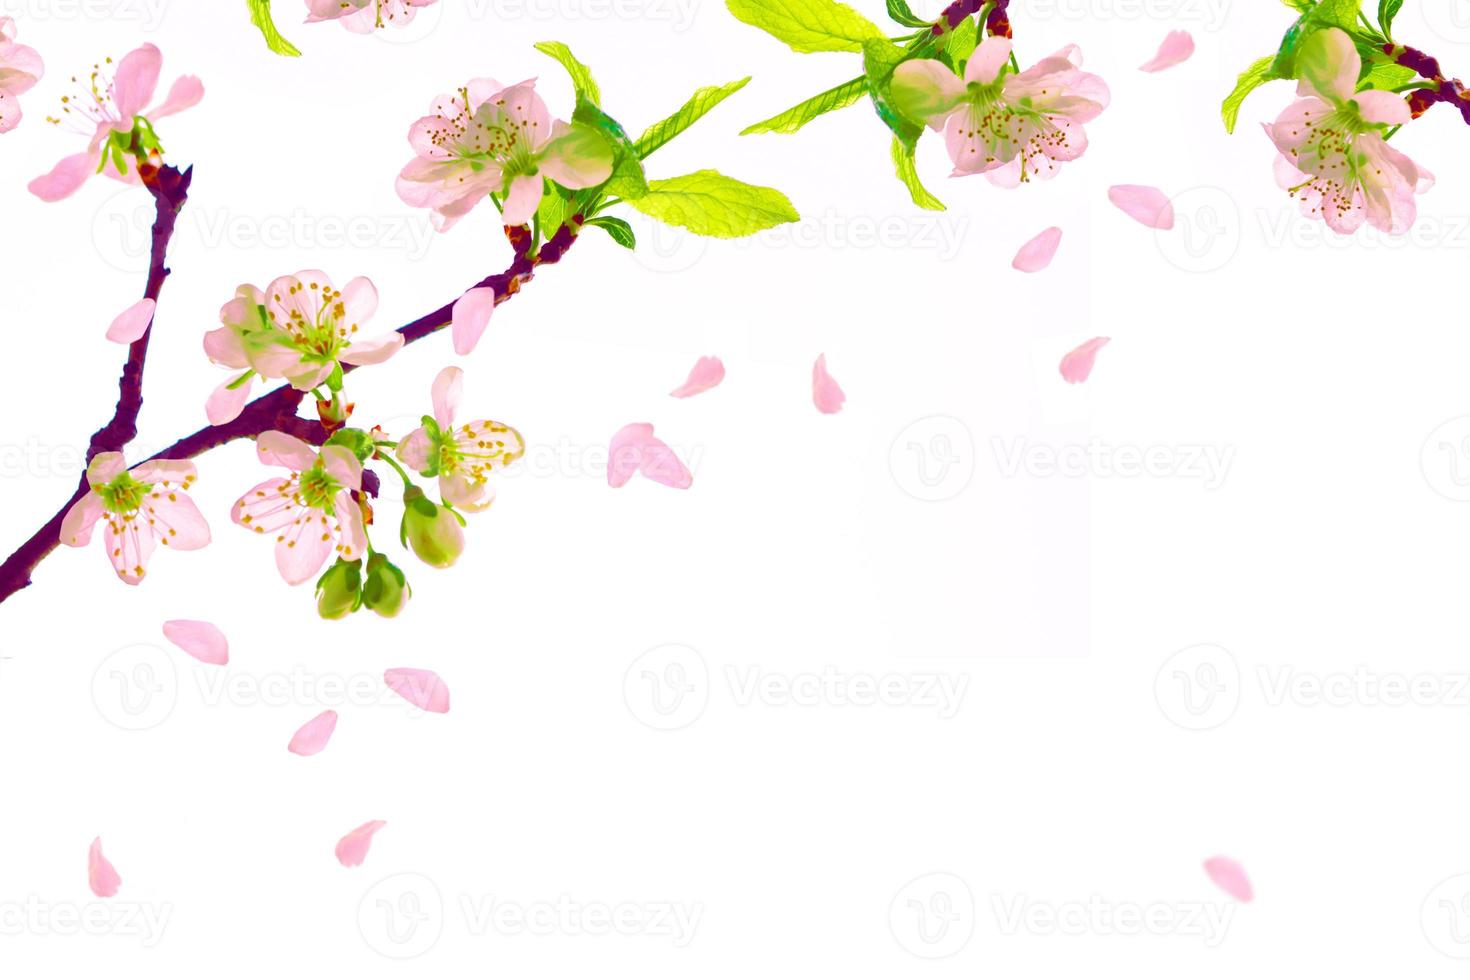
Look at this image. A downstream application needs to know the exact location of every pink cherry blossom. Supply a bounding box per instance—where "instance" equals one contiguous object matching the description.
[0,18,44,134]
[607,423,694,489]
[396,79,613,230]
[306,0,437,33]
[670,356,725,398]
[60,453,210,585]
[88,837,121,898]
[396,366,525,511]
[891,38,1109,185]
[1265,28,1431,235]
[203,272,403,422]
[29,43,202,202]
[231,431,368,585]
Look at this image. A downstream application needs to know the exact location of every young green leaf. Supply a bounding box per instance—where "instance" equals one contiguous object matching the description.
[1359,62,1415,91]
[535,41,602,105]
[587,216,637,248]
[885,0,931,28]
[740,76,869,135]
[890,136,944,211]
[940,15,978,72]
[246,0,301,57]
[573,100,648,199]
[635,78,752,159]
[1221,55,1279,134]
[537,187,573,236]
[1378,0,1403,34]
[1308,0,1364,31]
[627,170,799,238]
[726,0,886,53]
[863,39,923,145]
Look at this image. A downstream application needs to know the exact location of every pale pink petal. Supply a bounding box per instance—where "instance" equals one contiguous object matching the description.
[1139,30,1194,72]
[1203,856,1253,902]
[538,123,614,189]
[608,423,656,489]
[60,492,105,547]
[670,356,725,398]
[637,434,694,489]
[87,452,128,486]
[431,366,462,428]
[1108,185,1174,229]
[340,276,379,324]
[29,150,100,202]
[274,520,333,585]
[335,820,386,868]
[451,287,496,356]
[203,324,248,368]
[339,333,404,366]
[145,74,203,120]
[112,43,161,122]
[1059,336,1110,384]
[892,59,966,128]
[1353,89,1411,126]
[812,354,846,414]
[1298,26,1359,102]
[1012,227,1062,272]
[162,619,229,665]
[256,431,317,471]
[144,489,210,550]
[964,35,1013,84]
[88,838,121,898]
[333,489,367,563]
[206,376,253,425]
[501,173,542,227]
[397,428,432,472]
[104,514,157,584]
[319,445,363,490]
[384,668,451,713]
[106,298,155,344]
[288,709,339,756]
[440,471,492,511]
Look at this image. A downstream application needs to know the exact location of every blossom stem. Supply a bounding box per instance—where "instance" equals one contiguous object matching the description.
[373,449,416,490]
[1387,43,1470,125]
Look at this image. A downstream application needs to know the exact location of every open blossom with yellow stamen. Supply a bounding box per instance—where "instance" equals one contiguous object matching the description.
[202,271,404,423]
[60,453,210,584]
[396,366,525,512]
[305,0,438,33]
[0,18,44,135]
[231,431,368,585]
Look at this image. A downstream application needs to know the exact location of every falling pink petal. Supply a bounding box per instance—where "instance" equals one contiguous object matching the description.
[106,298,156,344]
[384,668,450,713]
[161,619,229,665]
[1012,227,1063,273]
[335,820,386,868]
[606,423,693,490]
[88,838,121,898]
[812,354,845,414]
[670,356,725,398]
[1059,337,1110,384]
[287,709,339,756]
[1108,185,1174,229]
[451,287,496,356]
[1140,30,1194,72]
[206,377,252,426]
[1203,856,1253,902]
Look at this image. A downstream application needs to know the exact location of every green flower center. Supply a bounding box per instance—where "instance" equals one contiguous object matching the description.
[299,462,341,514]
[97,472,152,515]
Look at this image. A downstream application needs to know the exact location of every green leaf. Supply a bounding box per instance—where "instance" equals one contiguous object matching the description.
[940,15,978,72]
[246,0,301,57]
[635,77,751,159]
[1270,18,1306,78]
[535,41,602,105]
[726,0,885,53]
[1378,0,1403,34]
[572,100,647,199]
[1359,62,1414,91]
[885,0,931,28]
[890,136,944,211]
[740,76,868,135]
[1221,55,1279,134]
[863,39,922,144]
[627,170,799,238]
[538,187,574,235]
[1307,0,1362,31]
[586,216,637,248]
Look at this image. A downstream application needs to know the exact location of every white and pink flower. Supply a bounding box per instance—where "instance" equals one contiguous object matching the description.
[29,42,202,202]
[203,272,403,423]
[0,18,44,134]
[396,366,524,511]
[60,453,210,584]
[891,37,1109,185]
[306,0,437,32]
[396,79,613,230]
[1265,28,1431,235]
[231,431,368,585]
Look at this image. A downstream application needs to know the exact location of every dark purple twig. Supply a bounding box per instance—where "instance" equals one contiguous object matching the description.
[1391,44,1470,125]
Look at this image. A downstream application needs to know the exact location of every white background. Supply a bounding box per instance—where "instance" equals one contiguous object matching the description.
[2,0,1470,974]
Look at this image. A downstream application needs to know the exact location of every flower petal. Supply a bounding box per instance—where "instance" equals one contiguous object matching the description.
[451,287,496,356]
[812,354,846,414]
[670,356,725,398]
[29,150,100,202]
[288,709,339,756]
[608,423,655,489]
[340,275,378,324]
[501,173,542,227]
[335,820,386,868]
[162,619,229,665]
[274,510,335,585]
[144,488,211,551]
[320,445,363,490]
[1139,30,1194,72]
[1012,226,1062,272]
[1108,184,1174,229]
[965,36,1013,84]
[1354,89,1411,126]
[88,838,121,898]
[206,376,253,425]
[397,428,432,472]
[538,123,614,190]
[60,492,105,548]
[256,431,317,471]
[112,43,162,122]
[339,332,403,366]
[892,59,966,127]
[1297,27,1359,103]
[637,433,694,489]
[104,513,157,584]
[146,74,203,120]
[384,668,450,713]
[1059,336,1110,384]
[106,298,155,344]
[87,452,128,487]
[431,366,462,428]
[1203,856,1253,902]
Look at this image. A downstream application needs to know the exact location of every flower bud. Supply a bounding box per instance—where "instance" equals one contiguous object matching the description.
[362,553,410,618]
[400,487,465,569]
[315,558,362,620]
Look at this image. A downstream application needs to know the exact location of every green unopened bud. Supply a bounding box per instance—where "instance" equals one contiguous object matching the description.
[400,487,465,569]
[315,558,363,620]
[362,552,410,618]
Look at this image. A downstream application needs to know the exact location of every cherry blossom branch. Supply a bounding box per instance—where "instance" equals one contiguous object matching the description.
[0,185,580,606]
[1390,44,1470,124]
